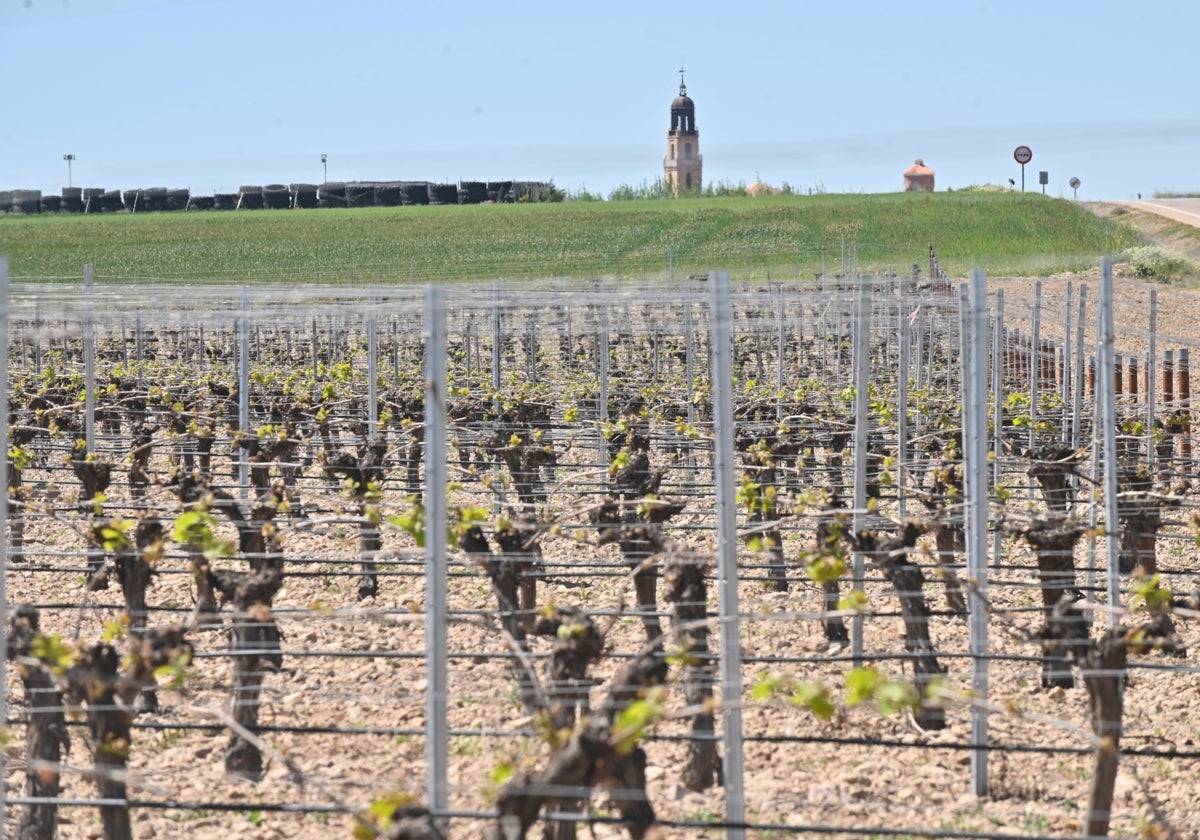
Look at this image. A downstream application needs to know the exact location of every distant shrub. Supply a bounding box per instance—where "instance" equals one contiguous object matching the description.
[608,179,672,201]
[1153,190,1200,198]
[703,179,748,197]
[959,183,1012,193]
[567,186,604,202]
[1121,245,1196,282]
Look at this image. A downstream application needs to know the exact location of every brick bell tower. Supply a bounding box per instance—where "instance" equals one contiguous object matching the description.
[663,68,702,195]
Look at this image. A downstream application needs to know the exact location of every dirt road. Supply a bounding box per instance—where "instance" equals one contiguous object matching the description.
[1126,198,1200,228]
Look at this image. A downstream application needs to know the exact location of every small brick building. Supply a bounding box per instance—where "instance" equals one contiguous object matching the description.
[903,158,935,192]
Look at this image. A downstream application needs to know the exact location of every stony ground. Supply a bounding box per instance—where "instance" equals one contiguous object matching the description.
[7,206,1200,839]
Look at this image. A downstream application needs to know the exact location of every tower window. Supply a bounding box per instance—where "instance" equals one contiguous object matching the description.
[671,143,676,160]
[685,143,692,160]
[686,173,692,188]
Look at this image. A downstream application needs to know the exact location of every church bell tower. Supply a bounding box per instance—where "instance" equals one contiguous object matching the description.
[663,68,702,195]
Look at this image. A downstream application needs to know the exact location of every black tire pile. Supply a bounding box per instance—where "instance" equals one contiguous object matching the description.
[0,179,554,213]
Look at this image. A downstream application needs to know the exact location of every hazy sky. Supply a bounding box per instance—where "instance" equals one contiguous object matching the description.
[3,0,1197,199]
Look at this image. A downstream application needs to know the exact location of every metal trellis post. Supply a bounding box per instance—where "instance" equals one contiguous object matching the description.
[424,285,449,816]
[238,287,250,499]
[0,256,10,826]
[991,290,1005,570]
[851,276,871,666]
[897,277,911,518]
[367,290,378,441]
[709,270,746,839]
[83,265,96,453]
[964,269,991,796]
[1097,259,1122,626]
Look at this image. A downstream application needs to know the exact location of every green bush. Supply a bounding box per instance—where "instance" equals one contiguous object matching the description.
[958,183,1013,193]
[1121,245,1196,281]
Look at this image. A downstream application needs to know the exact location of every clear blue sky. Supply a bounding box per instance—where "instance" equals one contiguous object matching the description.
[3,0,1197,200]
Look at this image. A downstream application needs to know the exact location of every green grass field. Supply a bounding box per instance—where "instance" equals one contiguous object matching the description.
[0,191,1140,284]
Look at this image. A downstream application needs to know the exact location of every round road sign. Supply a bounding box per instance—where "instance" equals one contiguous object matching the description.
[1069,177,1081,189]
[1014,145,1033,165]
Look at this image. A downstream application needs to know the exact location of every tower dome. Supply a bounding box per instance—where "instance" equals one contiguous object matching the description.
[670,74,696,133]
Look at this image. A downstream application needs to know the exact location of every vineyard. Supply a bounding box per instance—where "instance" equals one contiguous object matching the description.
[4,263,1200,839]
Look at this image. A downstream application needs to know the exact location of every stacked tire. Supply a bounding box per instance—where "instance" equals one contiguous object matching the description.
[318,182,346,208]
[237,186,264,210]
[263,184,291,209]
[291,183,318,209]
[62,187,83,213]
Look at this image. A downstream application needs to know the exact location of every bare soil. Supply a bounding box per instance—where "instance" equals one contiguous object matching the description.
[8,208,1200,840]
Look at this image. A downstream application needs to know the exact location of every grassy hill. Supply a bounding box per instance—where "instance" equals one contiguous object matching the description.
[0,191,1142,284]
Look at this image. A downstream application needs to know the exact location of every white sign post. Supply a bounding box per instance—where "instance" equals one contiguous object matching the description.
[1013,146,1033,192]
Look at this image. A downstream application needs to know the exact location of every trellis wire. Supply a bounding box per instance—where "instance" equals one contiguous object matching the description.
[3,270,1200,837]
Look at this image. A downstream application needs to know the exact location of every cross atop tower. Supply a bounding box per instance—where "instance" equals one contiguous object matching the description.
[679,66,687,96]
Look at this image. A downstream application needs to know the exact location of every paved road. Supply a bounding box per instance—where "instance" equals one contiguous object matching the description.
[1128,198,1200,228]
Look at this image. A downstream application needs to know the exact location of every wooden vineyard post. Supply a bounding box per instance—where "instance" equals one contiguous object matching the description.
[1179,348,1191,463]
[1162,349,1175,468]
[1147,290,1159,467]
[1163,349,1175,412]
